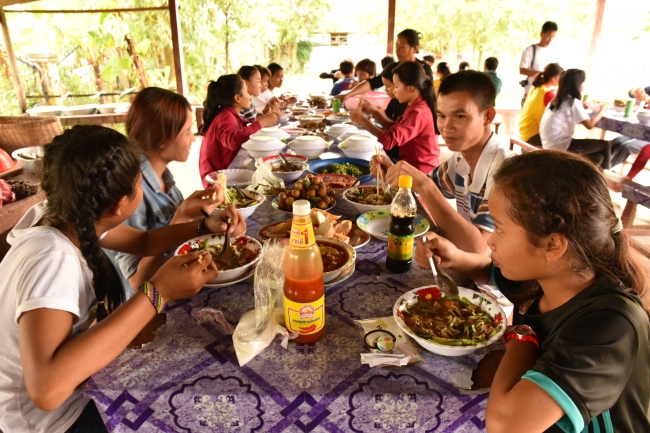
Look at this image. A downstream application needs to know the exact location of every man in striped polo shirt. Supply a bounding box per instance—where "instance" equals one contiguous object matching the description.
[372,70,511,254]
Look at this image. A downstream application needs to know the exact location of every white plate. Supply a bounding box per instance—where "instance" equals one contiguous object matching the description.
[204,169,254,187]
[325,264,355,287]
[356,211,430,241]
[203,266,256,288]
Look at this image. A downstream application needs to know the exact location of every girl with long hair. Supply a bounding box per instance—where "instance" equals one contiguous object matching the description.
[519,63,564,145]
[351,61,440,174]
[539,69,612,168]
[237,65,280,121]
[433,62,451,93]
[416,150,649,433]
[0,125,245,433]
[199,74,279,182]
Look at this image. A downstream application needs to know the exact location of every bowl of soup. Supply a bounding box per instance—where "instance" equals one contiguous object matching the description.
[316,236,356,283]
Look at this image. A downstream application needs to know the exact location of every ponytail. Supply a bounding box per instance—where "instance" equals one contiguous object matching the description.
[42,126,141,320]
[532,72,545,88]
[534,63,564,89]
[393,61,440,135]
[200,75,244,135]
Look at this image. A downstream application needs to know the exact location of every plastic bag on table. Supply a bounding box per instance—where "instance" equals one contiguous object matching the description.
[233,239,295,366]
[247,158,285,195]
[191,308,235,335]
[355,316,422,367]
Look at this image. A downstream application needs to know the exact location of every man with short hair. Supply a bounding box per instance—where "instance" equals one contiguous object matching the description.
[458,61,470,71]
[519,21,558,102]
[371,71,512,254]
[483,57,502,95]
[423,54,435,67]
[330,60,355,96]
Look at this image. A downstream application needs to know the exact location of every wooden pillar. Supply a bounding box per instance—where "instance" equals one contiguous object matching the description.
[168,0,187,95]
[386,0,395,55]
[0,7,27,113]
[586,0,606,73]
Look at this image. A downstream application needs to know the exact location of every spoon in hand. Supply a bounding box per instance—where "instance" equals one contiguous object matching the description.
[421,235,459,296]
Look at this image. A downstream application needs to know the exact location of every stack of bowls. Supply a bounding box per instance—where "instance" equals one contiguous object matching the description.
[636,110,650,125]
[324,123,355,143]
[337,129,373,142]
[338,135,380,161]
[241,136,285,158]
[251,127,291,142]
[287,135,330,159]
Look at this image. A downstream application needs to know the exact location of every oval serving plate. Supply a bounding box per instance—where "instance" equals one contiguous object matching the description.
[356,210,430,242]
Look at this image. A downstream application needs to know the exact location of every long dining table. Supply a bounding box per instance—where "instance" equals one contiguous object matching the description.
[84,144,499,433]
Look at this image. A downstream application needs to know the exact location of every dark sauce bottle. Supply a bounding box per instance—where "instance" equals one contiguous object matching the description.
[386,175,417,273]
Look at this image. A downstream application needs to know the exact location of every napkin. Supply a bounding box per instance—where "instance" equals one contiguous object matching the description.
[355,316,422,367]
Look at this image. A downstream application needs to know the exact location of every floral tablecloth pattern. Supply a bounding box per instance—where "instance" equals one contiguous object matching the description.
[596,113,650,142]
[85,147,493,432]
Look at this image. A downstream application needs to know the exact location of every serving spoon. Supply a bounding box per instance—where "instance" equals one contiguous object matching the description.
[421,235,459,296]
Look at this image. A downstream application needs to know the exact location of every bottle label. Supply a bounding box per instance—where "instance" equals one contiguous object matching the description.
[387,233,414,261]
[289,220,315,248]
[284,295,325,335]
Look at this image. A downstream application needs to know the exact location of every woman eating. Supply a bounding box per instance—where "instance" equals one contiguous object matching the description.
[350,61,440,174]
[519,63,564,145]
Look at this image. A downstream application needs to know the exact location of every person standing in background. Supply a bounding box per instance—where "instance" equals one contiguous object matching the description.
[483,57,502,95]
[519,21,558,104]
[423,54,435,67]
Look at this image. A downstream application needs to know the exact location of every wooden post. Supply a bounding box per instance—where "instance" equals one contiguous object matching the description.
[586,0,606,73]
[386,0,395,55]
[168,0,187,95]
[0,7,27,113]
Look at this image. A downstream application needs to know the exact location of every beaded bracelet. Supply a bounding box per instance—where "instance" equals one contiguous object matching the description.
[139,281,165,313]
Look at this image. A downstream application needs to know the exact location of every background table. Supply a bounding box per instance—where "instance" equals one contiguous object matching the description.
[85,146,495,433]
[596,112,650,141]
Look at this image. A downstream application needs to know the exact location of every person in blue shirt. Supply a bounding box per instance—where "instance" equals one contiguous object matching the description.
[330,60,355,96]
[106,87,231,297]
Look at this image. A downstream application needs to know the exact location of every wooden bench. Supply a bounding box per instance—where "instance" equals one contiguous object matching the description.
[508,137,541,153]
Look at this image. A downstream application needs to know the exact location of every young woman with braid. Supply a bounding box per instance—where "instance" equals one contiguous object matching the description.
[0,126,245,433]
[198,74,280,184]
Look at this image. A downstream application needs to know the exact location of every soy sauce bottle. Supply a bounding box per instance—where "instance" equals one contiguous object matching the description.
[386,175,417,273]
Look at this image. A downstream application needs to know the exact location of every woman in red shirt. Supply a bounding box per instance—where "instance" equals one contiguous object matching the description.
[199,74,279,185]
[351,61,440,174]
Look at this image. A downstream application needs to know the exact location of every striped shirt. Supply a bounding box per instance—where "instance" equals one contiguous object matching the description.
[430,133,511,232]
[240,102,257,122]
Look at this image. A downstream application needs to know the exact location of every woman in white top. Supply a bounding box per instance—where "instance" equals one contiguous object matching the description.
[0,125,245,433]
[539,69,612,169]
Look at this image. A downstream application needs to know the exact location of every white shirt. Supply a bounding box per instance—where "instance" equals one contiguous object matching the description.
[519,44,556,94]
[251,95,267,113]
[258,89,274,104]
[540,97,590,151]
[0,202,95,433]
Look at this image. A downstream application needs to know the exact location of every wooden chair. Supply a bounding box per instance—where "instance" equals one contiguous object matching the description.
[508,137,541,153]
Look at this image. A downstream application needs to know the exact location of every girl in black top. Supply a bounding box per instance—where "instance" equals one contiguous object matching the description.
[416,150,649,433]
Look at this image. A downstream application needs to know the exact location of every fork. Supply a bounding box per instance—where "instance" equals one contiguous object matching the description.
[215,217,232,268]
[422,235,459,296]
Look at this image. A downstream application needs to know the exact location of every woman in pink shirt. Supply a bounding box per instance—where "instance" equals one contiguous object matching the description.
[351,61,440,174]
[199,74,279,185]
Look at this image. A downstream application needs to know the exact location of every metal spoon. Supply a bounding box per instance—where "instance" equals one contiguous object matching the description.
[278,153,296,171]
[215,217,232,268]
[421,235,459,296]
[234,184,257,200]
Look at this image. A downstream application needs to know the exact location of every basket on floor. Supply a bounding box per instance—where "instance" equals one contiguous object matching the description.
[0,116,63,154]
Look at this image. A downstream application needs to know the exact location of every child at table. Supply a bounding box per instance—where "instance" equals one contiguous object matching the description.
[415,150,649,433]
[519,62,564,145]
[350,58,376,90]
[540,69,612,169]
[351,61,440,174]
[330,60,355,96]
[252,65,273,113]
[371,70,511,255]
[199,74,279,183]
[238,65,280,121]
[0,125,246,433]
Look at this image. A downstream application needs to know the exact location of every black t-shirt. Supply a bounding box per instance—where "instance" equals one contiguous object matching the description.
[384,98,408,162]
[494,268,650,433]
[369,59,434,90]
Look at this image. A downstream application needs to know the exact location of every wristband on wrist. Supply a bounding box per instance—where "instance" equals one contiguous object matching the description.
[198,217,210,236]
[139,281,165,313]
[504,324,540,348]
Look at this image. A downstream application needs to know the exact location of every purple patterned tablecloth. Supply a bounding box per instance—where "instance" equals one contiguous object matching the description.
[622,183,650,208]
[85,147,494,432]
[596,113,650,141]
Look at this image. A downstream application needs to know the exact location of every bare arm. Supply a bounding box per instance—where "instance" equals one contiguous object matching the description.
[349,110,383,138]
[415,233,492,281]
[335,80,370,102]
[580,103,611,129]
[361,101,395,129]
[519,68,540,77]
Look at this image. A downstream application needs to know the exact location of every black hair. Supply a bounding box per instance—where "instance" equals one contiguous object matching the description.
[436,62,451,78]
[532,63,564,88]
[423,54,435,64]
[484,57,498,71]
[549,68,584,111]
[493,150,648,314]
[458,61,470,71]
[355,59,376,77]
[381,55,395,69]
[397,29,421,51]
[42,126,141,320]
[339,60,354,75]
[380,61,400,81]
[200,74,245,135]
[268,63,283,76]
[238,65,259,82]
[438,70,496,112]
[254,64,271,79]
[393,61,439,135]
[542,21,558,33]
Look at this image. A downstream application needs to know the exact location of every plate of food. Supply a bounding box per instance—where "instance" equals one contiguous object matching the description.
[343,186,392,214]
[316,236,356,284]
[257,208,371,249]
[175,235,262,284]
[265,159,308,183]
[315,173,359,196]
[204,169,254,187]
[295,115,327,130]
[356,210,430,241]
[394,286,506,356]
[211,187,264,219]
[309,158,373,183]
[613,99,627,113]
[272,174,336,213]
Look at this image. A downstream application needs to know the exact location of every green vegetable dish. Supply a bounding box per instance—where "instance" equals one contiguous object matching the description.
[218,188,261,209]
[317,162,369,177]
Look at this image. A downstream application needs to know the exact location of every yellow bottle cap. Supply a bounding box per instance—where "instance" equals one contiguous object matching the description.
[398,175,412,189]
